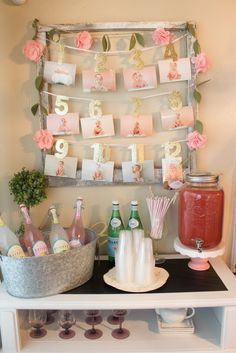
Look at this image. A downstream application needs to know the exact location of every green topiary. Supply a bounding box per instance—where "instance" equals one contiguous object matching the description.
[9,167,48,209]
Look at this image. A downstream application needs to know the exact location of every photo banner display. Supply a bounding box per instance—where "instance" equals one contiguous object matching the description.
[35,21,197,187]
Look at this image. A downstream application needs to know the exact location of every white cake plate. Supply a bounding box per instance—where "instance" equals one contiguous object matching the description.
[174,237,225,271]
[103,267,169,293]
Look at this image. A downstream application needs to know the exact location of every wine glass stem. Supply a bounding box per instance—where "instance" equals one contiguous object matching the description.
[35,327,42,336]
[91,316,95,332]
[118,317,123,333]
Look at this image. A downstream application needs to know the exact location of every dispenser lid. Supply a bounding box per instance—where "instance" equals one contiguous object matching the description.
[186,172,219,183]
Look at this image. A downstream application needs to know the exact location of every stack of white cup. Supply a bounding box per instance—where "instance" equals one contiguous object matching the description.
[115,230,156,286]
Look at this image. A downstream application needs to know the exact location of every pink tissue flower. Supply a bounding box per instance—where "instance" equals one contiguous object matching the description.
[187,130,207,150]
[34,129,54,150]
[152,28,171,46]
[74,31,93,49]
[192,53,210,74]
[22,40,44,62]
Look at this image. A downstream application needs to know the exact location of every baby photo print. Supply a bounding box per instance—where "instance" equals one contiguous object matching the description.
[120,115,153,137]
[82,70,116,92]
[43,61,76,86]
[123,66,157,91]
[158,58,191,83]
[80,115,115,139]
[46,113,80,135]
[161,106,194,130]
[44,155,77,179]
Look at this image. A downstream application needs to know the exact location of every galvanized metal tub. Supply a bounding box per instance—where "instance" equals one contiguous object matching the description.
[0,229,97,298]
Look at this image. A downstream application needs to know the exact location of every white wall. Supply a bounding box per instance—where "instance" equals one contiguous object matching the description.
[0,0,236,263]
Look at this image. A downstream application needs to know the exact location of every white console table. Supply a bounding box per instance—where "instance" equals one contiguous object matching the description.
[0,257,236,353]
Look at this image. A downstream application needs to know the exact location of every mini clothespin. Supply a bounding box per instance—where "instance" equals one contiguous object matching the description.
[89,100,102,119]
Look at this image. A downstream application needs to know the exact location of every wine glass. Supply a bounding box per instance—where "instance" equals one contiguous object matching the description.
[84,310,103,339]
[111,309,130,339]
[29,310,47,339]
[107,310,124,325]
[58,310,76,339]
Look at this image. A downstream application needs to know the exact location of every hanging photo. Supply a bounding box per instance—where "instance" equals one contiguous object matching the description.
[46,113,80,135]
[44,155,77,179]
[122,160,155,183]
[80,115,115,139]
[120,115,153,137]
[43,61,76,86]
[81,159,114,182]
[123,66,157,91]
[158,58,191,83]
[162,158,183,189]
[82,69,116,92]
[161,106,194,130]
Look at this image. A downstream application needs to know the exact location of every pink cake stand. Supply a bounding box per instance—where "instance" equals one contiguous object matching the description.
[174,238,225,271]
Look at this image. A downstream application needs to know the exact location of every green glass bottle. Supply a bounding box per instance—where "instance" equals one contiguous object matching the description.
[127,200,143,230]
[107,201,124,262]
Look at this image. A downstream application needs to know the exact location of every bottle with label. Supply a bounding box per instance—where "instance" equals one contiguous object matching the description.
[0,215,25,257]
[48,206,70,254]
[20,204,49,257]
[67,197,88,248]
[107,201,125,262]
[127,200,143,231]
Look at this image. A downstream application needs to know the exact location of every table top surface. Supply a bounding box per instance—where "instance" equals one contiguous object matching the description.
[0,257,236,310]
[65,258,227,295]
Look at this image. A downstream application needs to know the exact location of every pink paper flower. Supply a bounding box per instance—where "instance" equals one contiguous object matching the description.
[22,40,44,62]
[187,130,207,150]
[74,31,93,49]
[34,129,54,150]
[192,53,210,74]
[152,28,171,46]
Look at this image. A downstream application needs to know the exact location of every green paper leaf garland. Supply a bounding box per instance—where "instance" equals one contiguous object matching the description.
[129,33,136,50]
[32,18,39,40]
[102,34,111,52]
[193,89,202,103]
[35,76,44,92]
[195,120,204,134]
[31,103,39,116]
[186,22,196,38]
[129,33,145,50]
[197,79,211,88]
[135,33,145,47]
[193,40,201,55]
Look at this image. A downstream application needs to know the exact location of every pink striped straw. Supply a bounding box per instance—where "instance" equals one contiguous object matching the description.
[146,193,177,239]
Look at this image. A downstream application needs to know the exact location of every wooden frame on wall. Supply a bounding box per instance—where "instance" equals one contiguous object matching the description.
[35,21,197,187]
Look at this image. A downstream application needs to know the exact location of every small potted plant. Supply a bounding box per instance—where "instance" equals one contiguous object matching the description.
[9,167,47,234]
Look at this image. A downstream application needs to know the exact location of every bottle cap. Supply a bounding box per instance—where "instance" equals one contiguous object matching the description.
[112,200,119,205]
[131,200,138,206]
[76,197,83,201]
[19,204,26,208]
